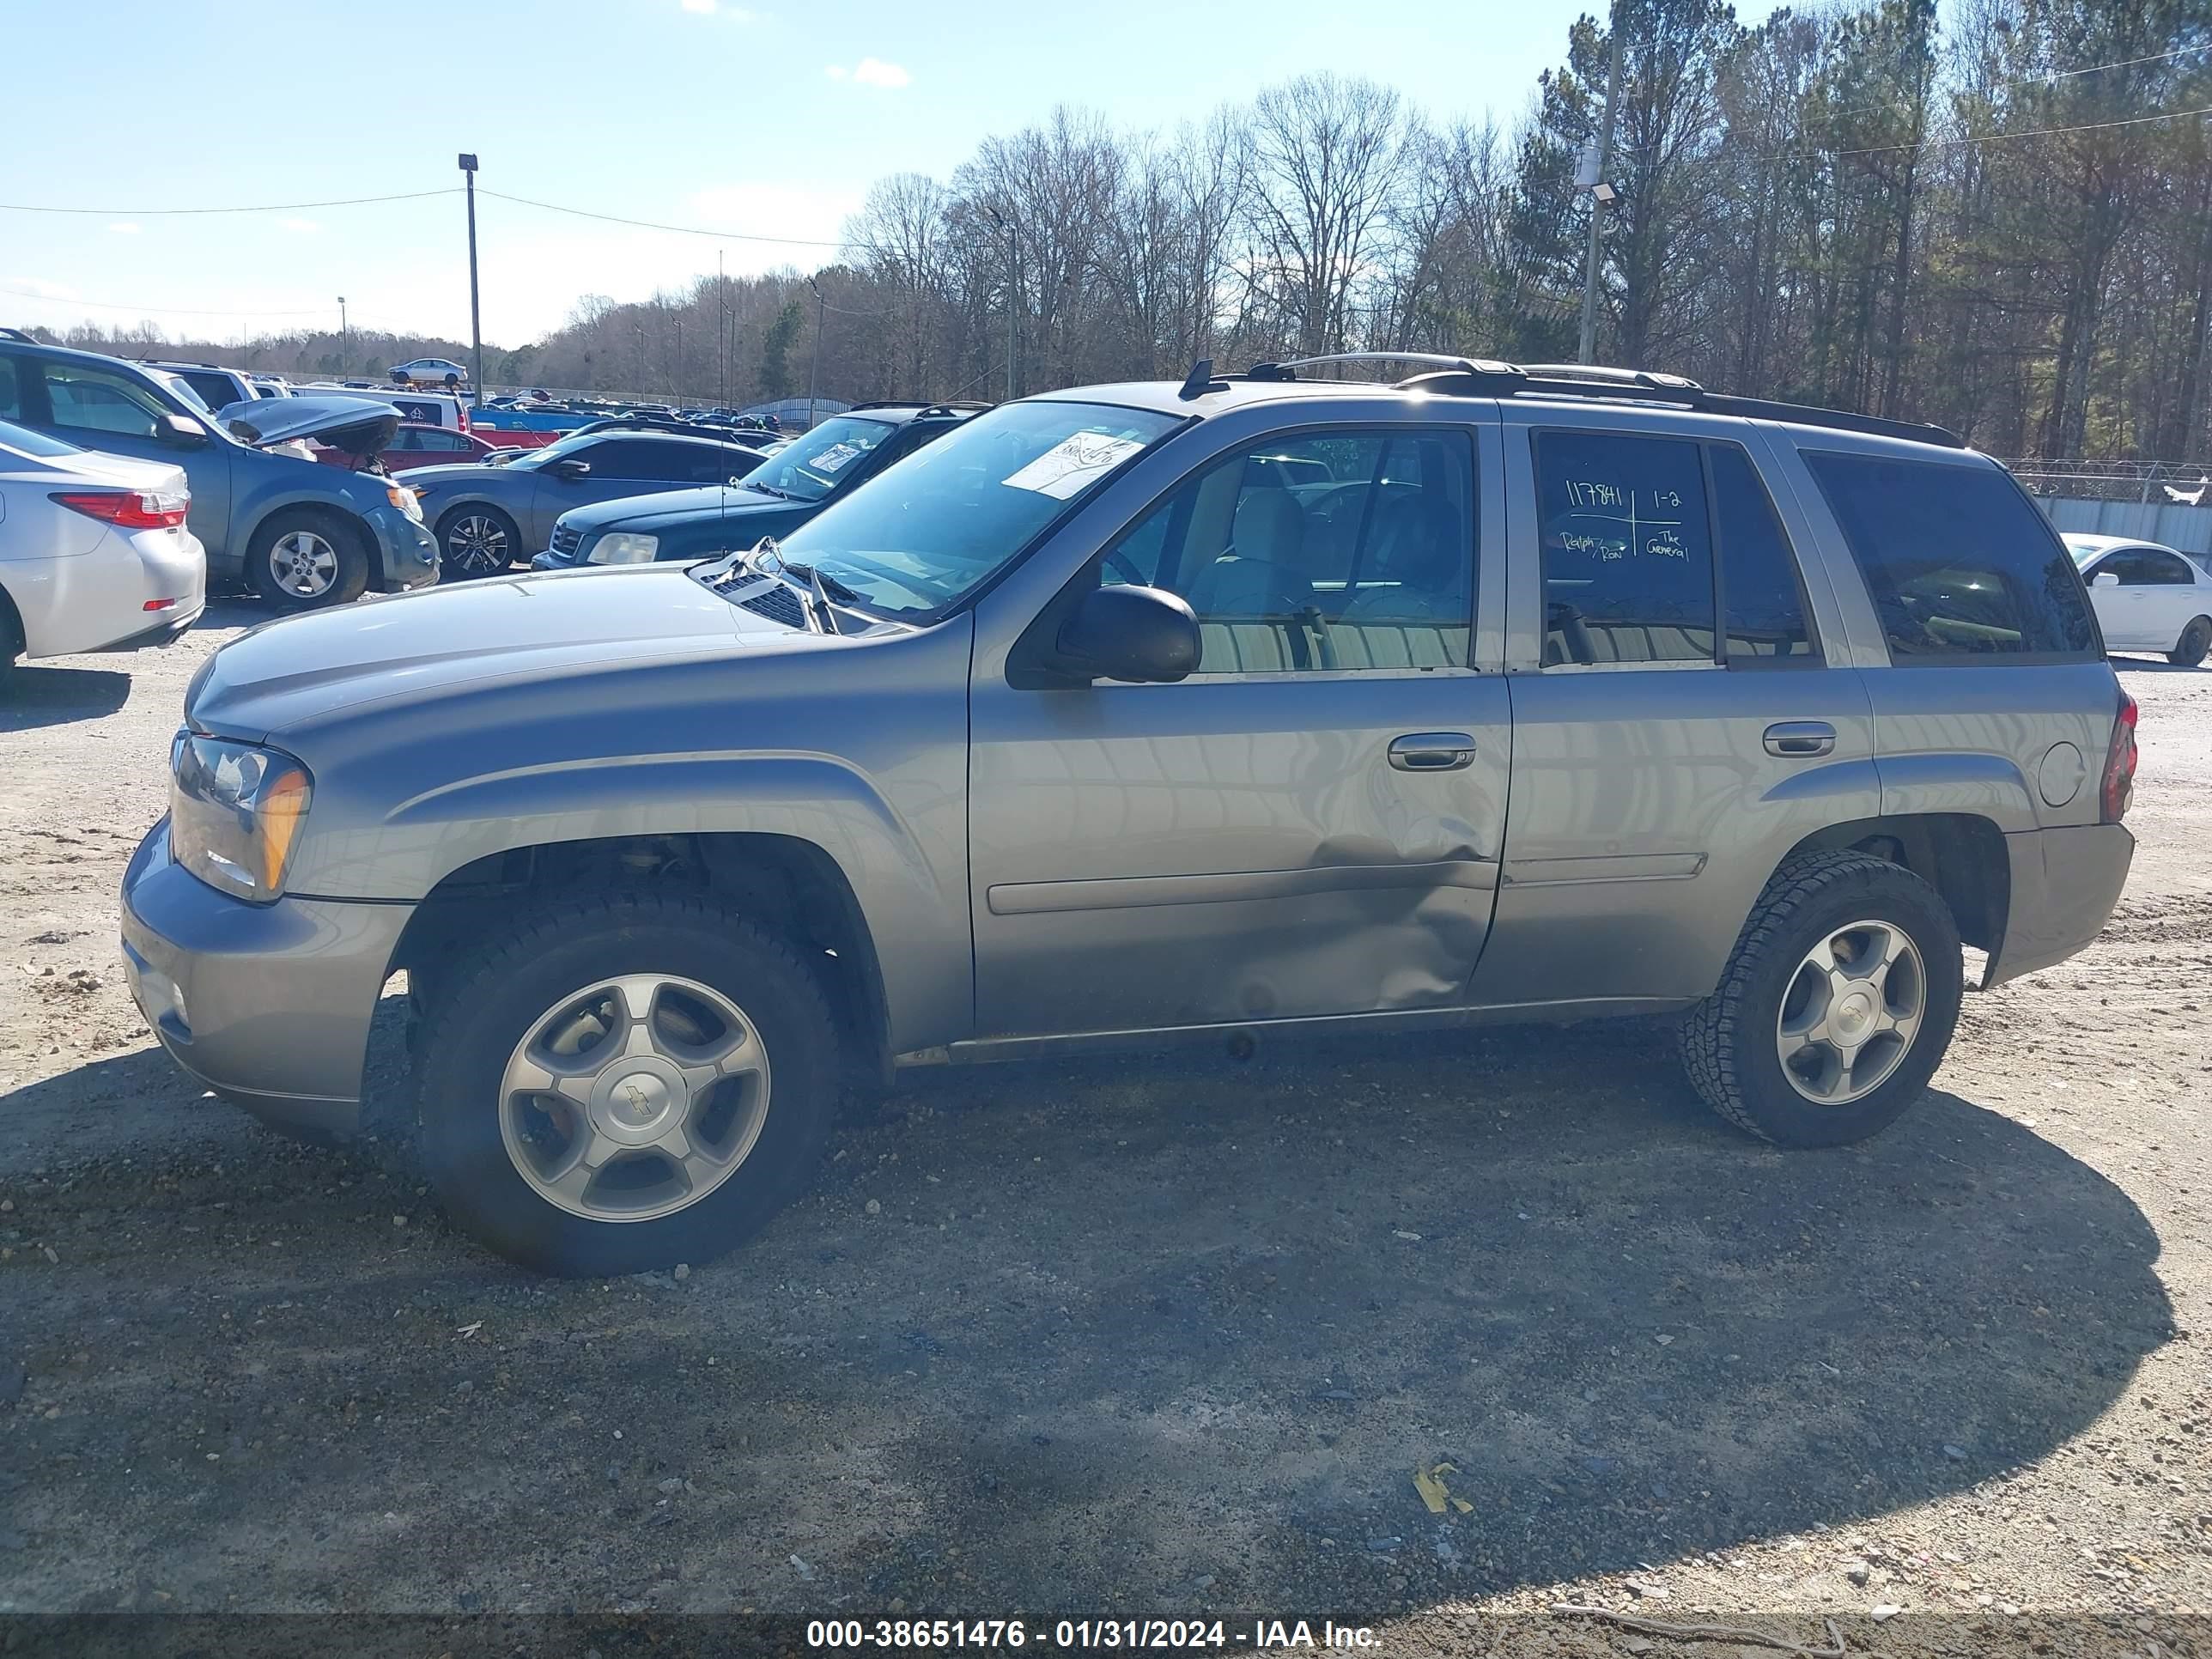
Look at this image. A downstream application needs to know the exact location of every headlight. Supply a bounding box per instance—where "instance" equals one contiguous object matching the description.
[387,483,422,522]
[588,532,659,565]
[169,735,313,904]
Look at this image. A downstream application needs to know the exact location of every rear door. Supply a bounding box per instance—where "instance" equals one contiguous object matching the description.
[968,413,1513,1038]
[1474,405,1881,1009]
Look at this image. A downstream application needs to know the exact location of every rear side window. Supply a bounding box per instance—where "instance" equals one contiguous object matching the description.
[0,356,21,422]
[1805,453,2095,659]
[1538,431,1717,665]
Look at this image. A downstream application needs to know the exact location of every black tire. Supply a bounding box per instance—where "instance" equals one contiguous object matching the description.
[413,891,840,1276]
[246,508,370,611]
[2169,616,2211,668]
[434,504,522,580]
[1679,850,1962,1148]
[444,374,461,388]
[0,588,21,683]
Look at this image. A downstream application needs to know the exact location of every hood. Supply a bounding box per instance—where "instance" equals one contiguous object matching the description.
[562,483,793,534]
[188,564,839,740]
[219,395,399,453]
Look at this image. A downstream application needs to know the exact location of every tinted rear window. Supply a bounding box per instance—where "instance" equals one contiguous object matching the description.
[1804,453,2095,659]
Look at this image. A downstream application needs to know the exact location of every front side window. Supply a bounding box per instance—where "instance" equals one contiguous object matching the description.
[1538,431,1716,665]
[1805,453,2095,659]
[44,362,168,438]
[774,400,1179,618]
[0,356,23,422]
[1093,429,1477,674]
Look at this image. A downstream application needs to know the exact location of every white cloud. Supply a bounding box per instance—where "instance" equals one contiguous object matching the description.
[680,0,714,11]
[108,222,141,235]
[826,57,910,88]
[4,276,77,299]
[679,0,759,17]
[279,217,319,234]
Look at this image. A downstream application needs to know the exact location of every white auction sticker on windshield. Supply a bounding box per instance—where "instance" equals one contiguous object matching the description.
[809,443,860,474]
[1002,433,1146,500]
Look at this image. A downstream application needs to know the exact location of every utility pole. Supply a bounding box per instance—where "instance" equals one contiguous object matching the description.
[806,276,825,432]
[673,317,683,403]
[459,153,484,402]
[1577,7,1626,367]
[984,206,1017,399]
[337,295,348,373]
[717,249,726,409]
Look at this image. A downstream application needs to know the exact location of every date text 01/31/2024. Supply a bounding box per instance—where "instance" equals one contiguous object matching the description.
[806,1620,1381,1650]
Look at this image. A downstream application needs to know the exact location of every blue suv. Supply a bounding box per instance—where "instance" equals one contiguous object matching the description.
[532,403,983,570]
[0,332,437,608]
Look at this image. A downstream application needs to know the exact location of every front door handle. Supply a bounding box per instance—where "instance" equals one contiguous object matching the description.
[1764,720,1837,758]
[1389,732,1478,772]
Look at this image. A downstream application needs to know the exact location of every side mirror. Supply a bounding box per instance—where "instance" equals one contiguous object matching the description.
[1054,585,1200,684]
[552,458,592,480]
[155,412,208,448]
[2093,571,2121,589]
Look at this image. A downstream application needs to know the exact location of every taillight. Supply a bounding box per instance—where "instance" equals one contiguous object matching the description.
[51,489,190,530]
[2101,689,2139,823]
[457,405,470,434]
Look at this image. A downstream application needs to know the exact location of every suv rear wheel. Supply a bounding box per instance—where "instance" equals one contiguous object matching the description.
[247,508,369,610]
[413,892,838,1275]
[1680,850,1962,1147]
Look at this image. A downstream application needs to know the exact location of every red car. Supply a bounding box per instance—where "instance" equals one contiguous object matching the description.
[313,422,503,473]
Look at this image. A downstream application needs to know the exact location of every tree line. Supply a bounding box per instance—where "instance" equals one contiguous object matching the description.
[36,0,2212,460]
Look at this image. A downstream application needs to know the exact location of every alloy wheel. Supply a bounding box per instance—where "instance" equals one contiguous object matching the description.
[446,514,510,577]
[269,530,339,599]
[1774,919,1927,1105]
[498,974,771,1223]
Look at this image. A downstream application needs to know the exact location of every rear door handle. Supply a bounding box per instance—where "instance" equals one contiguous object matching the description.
[1763,720,1837,758]
[1389,732,1478,772]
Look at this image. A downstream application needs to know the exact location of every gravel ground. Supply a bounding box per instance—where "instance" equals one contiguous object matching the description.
[3,601,2210,1656]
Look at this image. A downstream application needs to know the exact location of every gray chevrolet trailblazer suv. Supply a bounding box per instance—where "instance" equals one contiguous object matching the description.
[119,354,2136,1276]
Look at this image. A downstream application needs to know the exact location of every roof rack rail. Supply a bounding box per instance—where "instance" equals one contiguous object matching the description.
[0,325,33,343]
[848,398,992,414]
[1389,357,1963,448]
[1245,350,1498,382]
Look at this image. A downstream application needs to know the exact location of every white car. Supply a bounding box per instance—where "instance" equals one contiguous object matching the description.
[390,357,470,389]
[0,418,206,678]
[2064,532,2212,667]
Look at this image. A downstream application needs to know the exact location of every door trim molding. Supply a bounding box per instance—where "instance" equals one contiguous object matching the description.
[985,856,1498,916]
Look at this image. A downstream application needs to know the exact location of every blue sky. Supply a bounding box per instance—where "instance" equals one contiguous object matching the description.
[5,0,1775,348]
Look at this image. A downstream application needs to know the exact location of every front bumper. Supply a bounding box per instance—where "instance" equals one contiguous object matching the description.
[364,503,440,592]
[119,818,413,1137]
[1986,821,2136,988]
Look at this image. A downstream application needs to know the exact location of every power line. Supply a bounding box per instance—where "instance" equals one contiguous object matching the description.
[0,189,459,217]
[477,189,847,248]
[0,284,335,319]
[1820,99,2212,158]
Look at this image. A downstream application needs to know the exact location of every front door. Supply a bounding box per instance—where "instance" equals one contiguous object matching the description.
[969,422,1511,1038]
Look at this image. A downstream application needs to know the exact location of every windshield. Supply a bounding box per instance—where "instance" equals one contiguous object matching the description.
[740,415,896,504]
[774,400,1182,618]
[512,428,603,469]
[0,418,87,459]
[153,371,214,414]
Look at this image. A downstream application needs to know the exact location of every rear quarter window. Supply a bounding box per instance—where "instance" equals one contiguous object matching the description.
[1803,452,2096,660]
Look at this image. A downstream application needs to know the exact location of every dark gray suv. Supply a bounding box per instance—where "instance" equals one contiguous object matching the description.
[120,354,2136,1275]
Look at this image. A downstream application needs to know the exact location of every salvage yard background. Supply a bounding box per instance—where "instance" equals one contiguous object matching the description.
[3,607,2209,1655]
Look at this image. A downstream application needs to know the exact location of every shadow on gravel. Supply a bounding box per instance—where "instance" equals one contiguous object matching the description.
[0,665,131,729]
[0,1020,2173,1620]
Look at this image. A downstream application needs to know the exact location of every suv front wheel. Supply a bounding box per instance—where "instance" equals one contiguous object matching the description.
[1680,850,1963,1147]
[413,892,839,1274]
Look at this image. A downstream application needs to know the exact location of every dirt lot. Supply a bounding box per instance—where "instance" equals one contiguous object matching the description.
[3,601,2211,1656]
